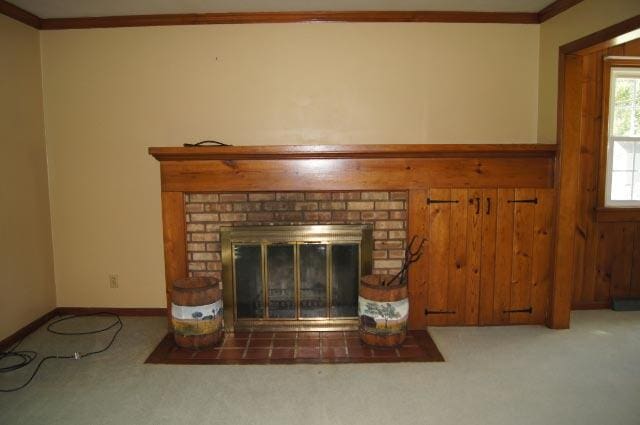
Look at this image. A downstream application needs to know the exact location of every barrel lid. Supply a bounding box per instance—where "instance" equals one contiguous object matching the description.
[173,277,219,290]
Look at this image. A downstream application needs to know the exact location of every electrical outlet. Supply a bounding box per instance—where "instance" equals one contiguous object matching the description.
[109,274,119,289]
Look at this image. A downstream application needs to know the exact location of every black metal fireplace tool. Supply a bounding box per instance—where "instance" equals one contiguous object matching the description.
[380,235,426,287]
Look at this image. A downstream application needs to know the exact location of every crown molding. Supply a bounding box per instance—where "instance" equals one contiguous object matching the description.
[0,1,590,30]
[537,0,583,23]
[0,0,40,28]
[39,10,539,29]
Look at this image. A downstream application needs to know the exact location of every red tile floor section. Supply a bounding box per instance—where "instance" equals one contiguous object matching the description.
[146,330,444,364]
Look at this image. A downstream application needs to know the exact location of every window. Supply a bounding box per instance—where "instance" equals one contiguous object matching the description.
[605,67,640,207]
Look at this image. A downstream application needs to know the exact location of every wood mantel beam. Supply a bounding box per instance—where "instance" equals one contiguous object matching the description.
[149,144,556,161]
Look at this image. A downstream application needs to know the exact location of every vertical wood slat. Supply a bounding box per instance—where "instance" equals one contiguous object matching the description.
[464,189,482,325]
[161,191,188,326]
[426,188,451,326]
[572,51,598,306]
[595,223,615,301]
[493,189,515,324]
[610,223,635,299]
[581,49,605,305]
[631,223,640,298]
[447,189,468,325]
[408,189,429,329]
[621,38,640,56]
[509,188,536,324]
[478,189,497,325]
[594,223,639,302]
[551,54,584,329]
[530,189,555,323]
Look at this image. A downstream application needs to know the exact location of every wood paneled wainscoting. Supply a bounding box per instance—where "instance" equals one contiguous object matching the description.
[557,29,640,311]
[149,144,559,329]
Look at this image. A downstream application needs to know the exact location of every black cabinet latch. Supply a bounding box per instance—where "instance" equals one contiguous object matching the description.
[424,309,456,315]
[507,198,538,204]
[503,307,533,314]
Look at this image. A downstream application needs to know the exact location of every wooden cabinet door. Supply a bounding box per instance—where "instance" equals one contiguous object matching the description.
[422,188,481,326]
[409,188,554,328]
[484,188,554,325]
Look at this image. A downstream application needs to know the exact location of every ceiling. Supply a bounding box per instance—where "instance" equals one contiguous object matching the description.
[10,0,556,19]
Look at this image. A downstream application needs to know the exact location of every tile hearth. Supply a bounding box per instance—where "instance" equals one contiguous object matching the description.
[146,330,443,364]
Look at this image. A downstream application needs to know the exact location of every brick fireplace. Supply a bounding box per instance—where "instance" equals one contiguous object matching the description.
[183,190,408,331]
[184,191,408,279]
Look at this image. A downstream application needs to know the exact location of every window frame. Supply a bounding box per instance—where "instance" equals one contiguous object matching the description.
[599,58,640,209]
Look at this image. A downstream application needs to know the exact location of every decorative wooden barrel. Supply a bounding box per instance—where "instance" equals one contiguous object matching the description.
[358,274,409,347]
[171,277,223,349]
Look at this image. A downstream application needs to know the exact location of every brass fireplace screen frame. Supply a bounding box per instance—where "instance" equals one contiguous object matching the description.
[221,224,373,332]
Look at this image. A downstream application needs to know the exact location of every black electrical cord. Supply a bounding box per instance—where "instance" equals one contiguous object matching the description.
[183,140,231,147]
[0,312,123,393]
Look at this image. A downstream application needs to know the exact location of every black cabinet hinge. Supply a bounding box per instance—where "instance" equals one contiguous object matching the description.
[427,199,459,204]
[424,309,456,315]
[507,198,538,204]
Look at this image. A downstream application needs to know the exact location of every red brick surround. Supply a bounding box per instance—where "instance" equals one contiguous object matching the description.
[184,191,408,279]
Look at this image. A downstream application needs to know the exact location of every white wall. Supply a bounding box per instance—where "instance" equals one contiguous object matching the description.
[0,14,56,340]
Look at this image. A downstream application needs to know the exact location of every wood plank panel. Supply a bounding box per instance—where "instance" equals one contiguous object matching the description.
[580,220,600,304]
[594,223,637,303]
[478,190,497,325]
[160,157,554,192]
[570,37,640,309]
[161,191,187,326]
[572,234,586,303]
[530,189,555,323]
[595,223,616,302]
[622,38,640,56]
[610,223,635,299]
[631,223,640,298]
[464,189,483,325]
[408,189,429,330]
[572,51,598,306]
[580,49,605,306]
[509,189,536,324]
[493,189,515,324]
[447,189,468,325]
[425,189,451,326]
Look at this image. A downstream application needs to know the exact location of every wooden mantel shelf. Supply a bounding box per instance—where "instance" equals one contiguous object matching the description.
[149,143,556,192]
[149,143,557,161]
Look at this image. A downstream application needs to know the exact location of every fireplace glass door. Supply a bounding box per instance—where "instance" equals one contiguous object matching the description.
[222,225,372,331]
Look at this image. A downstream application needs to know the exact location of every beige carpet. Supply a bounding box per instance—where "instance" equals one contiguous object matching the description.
[0,310,639,425]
